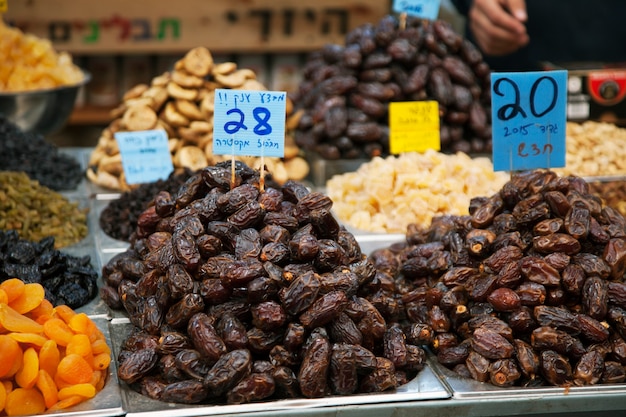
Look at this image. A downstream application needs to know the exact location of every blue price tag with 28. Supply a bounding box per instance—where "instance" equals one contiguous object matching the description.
[213,89,286,158]
[491,70,568,172]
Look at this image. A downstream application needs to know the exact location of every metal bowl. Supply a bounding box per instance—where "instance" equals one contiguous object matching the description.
[0,70,91,135]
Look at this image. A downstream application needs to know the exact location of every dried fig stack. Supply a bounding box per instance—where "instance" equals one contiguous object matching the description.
[87,46,308,191]
[293,15,492,159]
[370,170,626,387]
[101,161,426,404]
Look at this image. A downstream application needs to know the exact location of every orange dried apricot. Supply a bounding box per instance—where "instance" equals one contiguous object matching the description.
[9,332,48,347]
[46,394,83,411]
[4,387,46,416]
[52,304,76,324]
[5,351,23,379]
[15,347,39,389]
[0,279,25,304]
[92,352,111,371]
[66,333,93,358]
[56,353,93,385]
[67,312,92,334]
[9,283,45,314]
[0,303,43,333]
[28,298,54,324]
[0,288,8,304]
[91,338,111,356]
[58,383,96,400]
[0,379,6,412]
[0,335,21,377]
[35,369,58,408]
[43,317,74,346]
[39,339,60,378]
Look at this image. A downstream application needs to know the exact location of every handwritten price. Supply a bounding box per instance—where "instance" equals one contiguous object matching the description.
[491,70,567,171]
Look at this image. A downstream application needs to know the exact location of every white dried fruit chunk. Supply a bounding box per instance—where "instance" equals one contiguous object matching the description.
[326,150,510,233]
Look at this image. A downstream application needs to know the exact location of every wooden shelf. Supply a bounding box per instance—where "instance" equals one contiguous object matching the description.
[68,105,114,125]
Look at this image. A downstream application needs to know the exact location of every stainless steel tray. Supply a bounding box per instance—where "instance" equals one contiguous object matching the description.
[45,317,124,417]
[92,198,132,254]
[109,320,450,417]
[427,351,626,400]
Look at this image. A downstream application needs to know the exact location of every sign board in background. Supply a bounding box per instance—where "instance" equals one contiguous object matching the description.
[114,129,173,185]
[4,0,388,54]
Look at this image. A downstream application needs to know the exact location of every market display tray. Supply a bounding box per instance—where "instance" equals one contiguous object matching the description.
[109,319,450,417]
[426,351,626,400]
[46,317,124,417]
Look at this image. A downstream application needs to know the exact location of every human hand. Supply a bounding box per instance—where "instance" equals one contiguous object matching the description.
[467,0,529,56]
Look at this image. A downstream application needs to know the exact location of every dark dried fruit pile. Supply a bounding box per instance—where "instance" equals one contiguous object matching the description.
[370,170,626,387]
[101,161,425,405]
[0,230,98,308]
[0,115,83,191]
[100,169,195,242]
[293,15,492,160]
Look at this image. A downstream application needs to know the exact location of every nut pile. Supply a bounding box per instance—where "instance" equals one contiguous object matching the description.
[0,230,99,308]
[0,115,83,191]
[101,161,426,404]
[99,169,195,242]
[370,170,626,387]
[0,171,88,248]
[87,47,309,191]
[326,150,509,233]
[293,15,492,159]
[553,121,626,177]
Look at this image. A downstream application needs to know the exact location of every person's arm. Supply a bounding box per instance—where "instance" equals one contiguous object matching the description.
[455,0,529,56]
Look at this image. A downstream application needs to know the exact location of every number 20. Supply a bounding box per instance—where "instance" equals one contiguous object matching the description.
[493,76,558,121]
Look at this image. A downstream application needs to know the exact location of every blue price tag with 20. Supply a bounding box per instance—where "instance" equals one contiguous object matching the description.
[213,89,286,158]
[491,70,568,172]
[392,0,441,20]
[114,129,173,185]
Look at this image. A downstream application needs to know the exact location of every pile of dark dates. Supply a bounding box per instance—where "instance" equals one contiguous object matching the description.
[370,169,626,387]
[101,161,426,405]
[292,15,492,159]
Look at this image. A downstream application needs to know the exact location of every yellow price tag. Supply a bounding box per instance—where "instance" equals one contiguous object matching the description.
[0,0,6,13]
[389,101,440,154]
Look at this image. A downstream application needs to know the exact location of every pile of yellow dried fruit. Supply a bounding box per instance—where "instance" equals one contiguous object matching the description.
[0,278,111,416]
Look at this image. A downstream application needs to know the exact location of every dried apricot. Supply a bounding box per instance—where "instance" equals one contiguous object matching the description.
[15,347,39,389]
[0,379,6,412]
[0,279,25,304]
[4,387,46,416]
[39,339,60,378]
[58,383,96,400]
[0,335,21,378]
[9,283,45,314]
[43,317,74,346]
[28,298,54,324]
[0,288,8,304]
[53,305,76,324]
[66,333,92,359]
[47,394,83,411]
[0,303,43,333]
[35,369,58,408]
[56,353,93,385]
[91,338,111,356]
[92,352,111,371]
[8,332,48,347]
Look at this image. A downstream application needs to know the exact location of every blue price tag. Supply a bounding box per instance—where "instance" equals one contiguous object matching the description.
[114,129,174,185]
[392,0,441,20]
[491,70,568,171]
[213,89,286,158]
